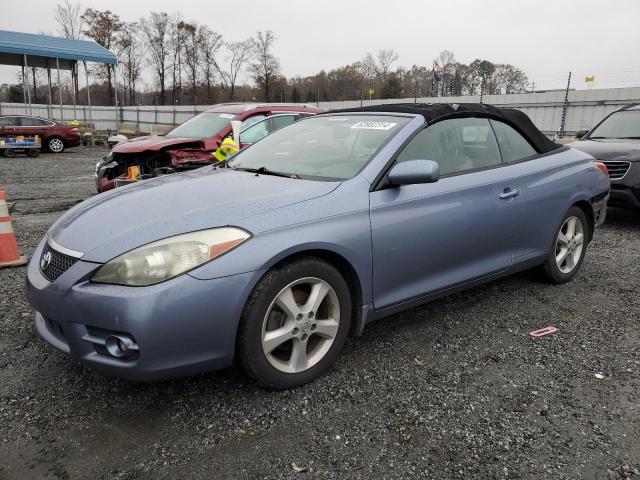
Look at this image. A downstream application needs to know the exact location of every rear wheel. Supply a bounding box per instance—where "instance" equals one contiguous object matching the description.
[26,148,39,158]
[238,257,351,389]
[542,206,589,283]
[46,137,65,153]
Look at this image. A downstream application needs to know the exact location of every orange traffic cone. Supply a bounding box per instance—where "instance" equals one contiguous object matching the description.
[0,187,27,268]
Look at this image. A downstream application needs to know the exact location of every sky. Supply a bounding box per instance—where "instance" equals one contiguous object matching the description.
[0,0,639,92]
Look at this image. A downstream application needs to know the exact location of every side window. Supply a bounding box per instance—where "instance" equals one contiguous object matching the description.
[240,119,269,144]
[271,114,298,131]
[20,117,45,126]
[396,117,501,176]
[241,114,266,129]
[490,120,537,163]
[0,117,18,126]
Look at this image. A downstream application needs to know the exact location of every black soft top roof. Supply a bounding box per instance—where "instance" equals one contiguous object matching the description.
[331,103,560,154]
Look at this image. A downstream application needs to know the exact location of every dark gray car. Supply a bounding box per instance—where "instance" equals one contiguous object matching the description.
[571,104,640,210]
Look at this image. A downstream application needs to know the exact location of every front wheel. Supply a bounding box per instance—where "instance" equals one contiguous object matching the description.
[542,206,589,283]
[46,137,65,153]
[238,257,351,389]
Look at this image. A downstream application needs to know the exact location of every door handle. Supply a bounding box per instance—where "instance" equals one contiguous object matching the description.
[499,188,519,199]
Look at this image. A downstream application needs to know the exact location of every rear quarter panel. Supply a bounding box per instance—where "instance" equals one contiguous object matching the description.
[514,146,605,261]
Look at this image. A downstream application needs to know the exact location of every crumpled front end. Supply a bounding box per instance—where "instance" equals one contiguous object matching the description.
[95,144,216,193]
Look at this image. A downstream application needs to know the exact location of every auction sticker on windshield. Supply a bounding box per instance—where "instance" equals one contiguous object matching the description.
[219,113,235,119]
[351,121,397,130]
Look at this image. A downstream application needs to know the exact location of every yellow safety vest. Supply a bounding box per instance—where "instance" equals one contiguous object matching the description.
[212,138,239,162]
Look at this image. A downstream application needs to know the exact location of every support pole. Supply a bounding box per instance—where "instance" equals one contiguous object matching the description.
[47,64,53,119]
[24,55,32,114]
[112,64,118,134]
[71,62,77,120]
[83,61,93,146]
[56,58,64,121]
[21,56,29,115]
[559,71,572,138]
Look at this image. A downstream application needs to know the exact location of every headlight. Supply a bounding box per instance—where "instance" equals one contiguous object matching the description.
[95,153,114,176]
[91,227,251,286]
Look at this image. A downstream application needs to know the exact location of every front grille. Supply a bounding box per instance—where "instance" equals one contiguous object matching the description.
[602,160,631,180]
[40,243,78,282]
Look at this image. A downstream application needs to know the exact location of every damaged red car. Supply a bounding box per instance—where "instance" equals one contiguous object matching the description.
[95,103,325,192]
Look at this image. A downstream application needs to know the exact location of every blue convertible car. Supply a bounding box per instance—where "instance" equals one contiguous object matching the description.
[26,103,609,389]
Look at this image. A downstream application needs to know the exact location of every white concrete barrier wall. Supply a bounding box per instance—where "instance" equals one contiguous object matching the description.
[1,86,639,136]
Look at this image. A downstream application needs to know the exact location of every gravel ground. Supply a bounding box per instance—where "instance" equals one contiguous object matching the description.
[0,147,639,480]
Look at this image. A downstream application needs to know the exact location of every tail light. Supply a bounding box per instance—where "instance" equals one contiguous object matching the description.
[594,161,608,177]
[71,127,79,133]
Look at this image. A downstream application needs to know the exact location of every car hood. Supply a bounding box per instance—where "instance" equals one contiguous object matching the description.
[570,138,640,162]
[49,168,339,263]
[112,135,203,153]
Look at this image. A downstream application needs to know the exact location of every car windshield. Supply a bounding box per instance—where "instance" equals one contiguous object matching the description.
[228,115,408,180]
[589,111,640,139]
[166,112,236,138]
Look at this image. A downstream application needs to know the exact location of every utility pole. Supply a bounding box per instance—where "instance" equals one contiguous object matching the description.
[559,71,572,138]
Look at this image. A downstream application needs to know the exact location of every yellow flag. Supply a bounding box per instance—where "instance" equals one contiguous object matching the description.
[584,76,595,83]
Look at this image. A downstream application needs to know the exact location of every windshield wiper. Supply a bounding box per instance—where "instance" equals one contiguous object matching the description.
[232,166,300,179]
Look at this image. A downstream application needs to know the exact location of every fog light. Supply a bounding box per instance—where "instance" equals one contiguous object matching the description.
[104,334,138,358]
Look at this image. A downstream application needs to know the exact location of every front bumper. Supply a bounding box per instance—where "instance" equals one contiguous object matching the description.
[26,240,264,381]
[609,185,640,210]
[606,160,640,210]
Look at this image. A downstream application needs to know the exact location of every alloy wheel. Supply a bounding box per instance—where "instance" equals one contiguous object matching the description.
[261,277,340,374]
[48,138,64,153]
[555,216,585,274]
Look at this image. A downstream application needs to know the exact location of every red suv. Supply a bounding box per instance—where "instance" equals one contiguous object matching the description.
[0,115,80,153]
[96,103,326,192]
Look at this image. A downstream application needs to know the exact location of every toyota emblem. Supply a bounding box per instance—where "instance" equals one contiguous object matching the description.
[41,251,52,271]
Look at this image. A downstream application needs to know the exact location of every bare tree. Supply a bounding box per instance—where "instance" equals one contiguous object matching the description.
[81,8,124,104]
[169,15,186,104]
[55,0,83,39]
[436,50,456,95]
[359,49,399,86]
[249,31,280,101]
[180,21,199,106]
[140,12,171,105]
[116,24,145,105]
[197,26,223,102]
[55,1,83,100]
[359,52,379,81]
[376,49,399,80]
[215,39,252,101]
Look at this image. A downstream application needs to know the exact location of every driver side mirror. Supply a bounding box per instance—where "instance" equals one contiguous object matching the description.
[387,160,439,186]
[575,129,589,139]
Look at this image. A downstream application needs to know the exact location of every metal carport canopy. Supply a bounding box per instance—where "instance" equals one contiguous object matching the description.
[0,30,118,134]
[0,30,117,68]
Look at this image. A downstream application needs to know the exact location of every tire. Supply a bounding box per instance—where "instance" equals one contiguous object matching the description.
[542,206,590,284]
[26,149,39,158]
[238,257,352,389]
[3,149,15,158]
[46,137,65,153]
